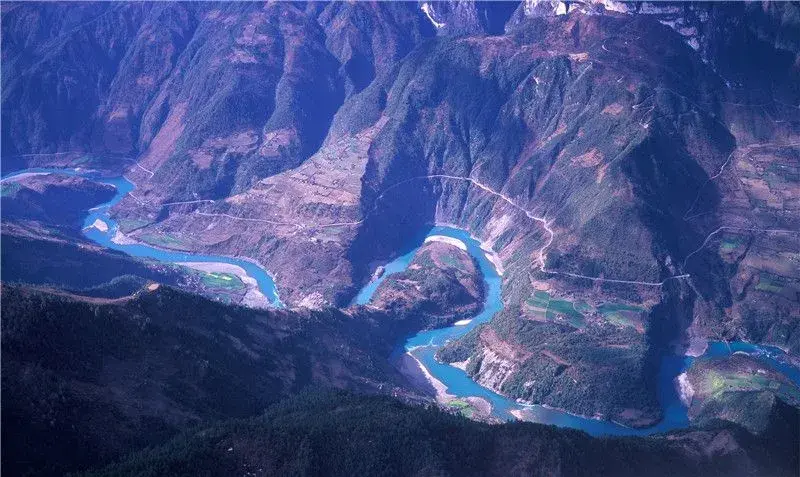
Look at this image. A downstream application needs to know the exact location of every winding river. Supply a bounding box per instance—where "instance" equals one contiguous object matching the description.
[4,167,798,436]
[1,168,282,306]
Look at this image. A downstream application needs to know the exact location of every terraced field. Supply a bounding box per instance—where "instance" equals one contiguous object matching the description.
[525,291,644,331]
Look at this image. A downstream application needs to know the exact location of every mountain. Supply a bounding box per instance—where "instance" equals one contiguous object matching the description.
[372,239,486,325]
[0,283,414,476]
[2,0,799,466]
[1,174,115,231]
[82,391,800,477]
[3,284,797,476]
[0,172,187,296]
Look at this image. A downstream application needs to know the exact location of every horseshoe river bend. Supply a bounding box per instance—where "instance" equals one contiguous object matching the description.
[5,167,798,437]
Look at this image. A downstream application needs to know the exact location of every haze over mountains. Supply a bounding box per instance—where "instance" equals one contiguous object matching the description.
[1,1,799,476]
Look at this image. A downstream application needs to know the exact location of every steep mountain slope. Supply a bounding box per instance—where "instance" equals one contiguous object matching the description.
[0,284,413,476]
[2,0,798,430]
[0,172,254,304]
[0,173,186,296]
[1,174,115,231]
[85,391,799,477]
[4,282,799,477]
[686,353,800,435]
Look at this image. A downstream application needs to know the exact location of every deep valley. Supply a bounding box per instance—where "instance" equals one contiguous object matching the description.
[1,1,799,475]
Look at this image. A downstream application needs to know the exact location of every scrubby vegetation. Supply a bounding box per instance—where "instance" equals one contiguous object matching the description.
[0,234,184,293]
[439,302,661,426]
[372,242,485,327]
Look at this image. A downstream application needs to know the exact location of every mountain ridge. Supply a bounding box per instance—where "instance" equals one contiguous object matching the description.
[2,0,798,458]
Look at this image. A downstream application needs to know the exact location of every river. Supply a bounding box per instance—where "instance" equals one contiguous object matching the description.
[1,168,282,306]
[3,167,798,436]
[351,228,800,436]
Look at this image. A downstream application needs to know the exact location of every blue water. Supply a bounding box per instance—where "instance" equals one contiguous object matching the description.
[352,248,420,306]
[357,226,800,436]
[703,341,800,384]
[5,169,799,436]
[1,168,282,306]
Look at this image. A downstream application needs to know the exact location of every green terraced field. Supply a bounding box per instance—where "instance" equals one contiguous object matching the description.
[201,272,245,290]
[719,239,743,252]
[526,295,646,330]
[525,291,550,320]
[546,299,586,328]
[447,399,477,418]
[141,233,184,249]
[701,369,800,404]
[597,303,644,330]
[755,274,783,294]
[574,300,592,313]
[528,291,550,308]
[117,218,152,232]
[526,292,587,328]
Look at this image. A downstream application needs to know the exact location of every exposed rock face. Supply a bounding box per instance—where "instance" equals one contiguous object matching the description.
[465,328,524,392]
[2,1,798,427]
[417,1,519,36]
[372,240,485,327]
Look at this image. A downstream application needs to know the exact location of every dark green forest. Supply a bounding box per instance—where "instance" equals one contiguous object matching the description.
[85,390,798,477]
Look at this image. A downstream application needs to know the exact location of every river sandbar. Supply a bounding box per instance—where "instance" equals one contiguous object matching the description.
[88,218,109,232]
[479,243,504,276]
[424,235,468,251]
[406,351,454,403]
[450,359,469,370]
[111,230,140,245]
[0,172,51,183]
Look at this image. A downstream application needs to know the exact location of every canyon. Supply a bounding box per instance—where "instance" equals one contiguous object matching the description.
[2,1,799,475]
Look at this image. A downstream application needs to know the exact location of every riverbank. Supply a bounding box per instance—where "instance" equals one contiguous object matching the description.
[179,261,270,308]
[87,218,109,233]
[398,350,495,421]
[9,168,798,437]
[424,234,467,251]
[479,242,504,276]
[0,171,52,183]
[404,350,454,403]
[432,222,504,276]
[105,222,281,307]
